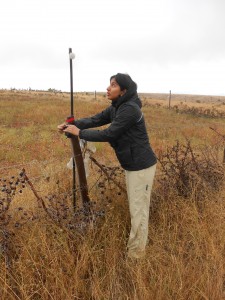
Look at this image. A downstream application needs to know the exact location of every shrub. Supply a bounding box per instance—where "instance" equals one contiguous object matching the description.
[157,140,224,201]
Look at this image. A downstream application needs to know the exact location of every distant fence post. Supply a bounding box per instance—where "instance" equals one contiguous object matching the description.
[94,90,96,100]
[168,90,171,109]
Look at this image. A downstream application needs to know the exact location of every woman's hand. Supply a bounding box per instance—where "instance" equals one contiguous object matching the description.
[57,123,67,134]
[63,125,80,136]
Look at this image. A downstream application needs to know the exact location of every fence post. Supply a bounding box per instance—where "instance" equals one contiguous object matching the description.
[169,90,171,109]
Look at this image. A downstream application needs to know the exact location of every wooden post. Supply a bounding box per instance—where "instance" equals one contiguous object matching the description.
[70,136,90,206]
[94,90,96,100]
[169,90,171,109]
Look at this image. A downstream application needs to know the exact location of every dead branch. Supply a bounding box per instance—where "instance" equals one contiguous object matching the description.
[209,127,225,140]
[89,156,126,194]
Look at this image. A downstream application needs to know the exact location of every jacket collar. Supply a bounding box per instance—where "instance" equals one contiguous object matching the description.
[111,92,142,110]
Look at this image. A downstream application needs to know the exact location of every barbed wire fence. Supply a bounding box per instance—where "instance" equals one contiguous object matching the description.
[1,125,224,196]
[1,132,225,268]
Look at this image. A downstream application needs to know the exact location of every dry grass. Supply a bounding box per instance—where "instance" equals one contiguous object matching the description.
[0,90,225,299]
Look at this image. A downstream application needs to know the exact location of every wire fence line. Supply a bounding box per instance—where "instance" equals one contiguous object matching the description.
[0,154,85,172]
[0,156,123,192]
[0,159,59,171]
[0,159,125,213]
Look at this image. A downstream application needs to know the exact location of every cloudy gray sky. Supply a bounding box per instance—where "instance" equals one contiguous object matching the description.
[0,0,225,95]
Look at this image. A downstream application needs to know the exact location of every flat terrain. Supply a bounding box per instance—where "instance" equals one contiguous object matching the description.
[0,90,225,300]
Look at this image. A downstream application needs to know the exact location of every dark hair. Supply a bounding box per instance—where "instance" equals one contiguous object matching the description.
[110,73,137,91]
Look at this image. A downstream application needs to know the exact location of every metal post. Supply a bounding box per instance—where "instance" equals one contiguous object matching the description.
[69,48,74,115]
[69,48,76,209]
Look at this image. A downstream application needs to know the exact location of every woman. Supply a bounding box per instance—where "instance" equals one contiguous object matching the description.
[58,73,157,259]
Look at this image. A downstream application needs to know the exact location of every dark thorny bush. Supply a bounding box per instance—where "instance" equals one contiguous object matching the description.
[156,140,224,201]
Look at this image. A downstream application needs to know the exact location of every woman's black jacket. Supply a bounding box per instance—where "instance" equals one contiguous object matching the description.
[75,95,157,171]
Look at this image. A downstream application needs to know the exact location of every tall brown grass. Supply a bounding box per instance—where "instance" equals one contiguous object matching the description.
[0,90,225,299]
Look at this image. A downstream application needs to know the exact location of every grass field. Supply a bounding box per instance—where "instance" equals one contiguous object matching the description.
[0,90,225,299]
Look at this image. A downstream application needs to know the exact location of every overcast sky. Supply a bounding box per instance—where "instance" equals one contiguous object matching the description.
[0,0,225,95]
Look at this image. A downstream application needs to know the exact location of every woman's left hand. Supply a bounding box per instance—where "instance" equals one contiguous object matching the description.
[63,125,80,136]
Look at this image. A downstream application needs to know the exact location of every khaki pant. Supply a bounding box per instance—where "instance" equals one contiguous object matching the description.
[125,164,157,259]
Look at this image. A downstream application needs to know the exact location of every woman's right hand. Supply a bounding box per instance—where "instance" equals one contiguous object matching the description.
[57,122,67,133]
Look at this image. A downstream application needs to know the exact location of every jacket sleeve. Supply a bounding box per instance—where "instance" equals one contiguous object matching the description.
[74,106,111,129]
[79,104,141,142]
